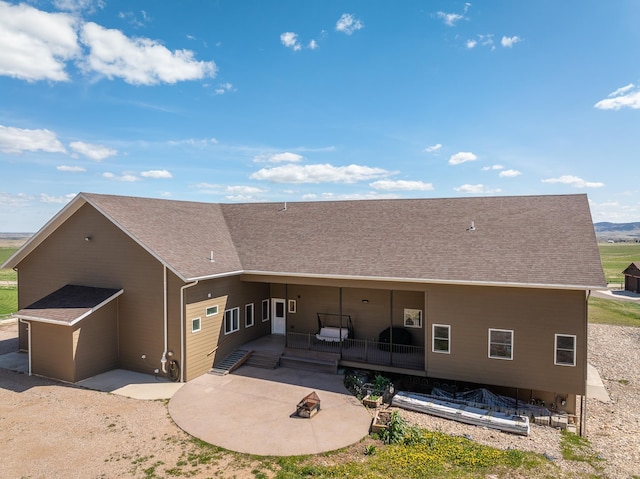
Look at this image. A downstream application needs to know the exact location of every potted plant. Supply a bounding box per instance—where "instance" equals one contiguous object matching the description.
[363,393,383,408]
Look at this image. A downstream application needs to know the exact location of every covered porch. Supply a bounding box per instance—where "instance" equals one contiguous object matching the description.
[261,280,428,374]
[286,330,425,371]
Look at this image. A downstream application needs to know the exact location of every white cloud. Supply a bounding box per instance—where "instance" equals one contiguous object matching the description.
[541,175,604,188]
[214,82,234,95]
[0,125,66,154]
[254,152,304,164]
[167,137,218,147]
[103,171,139,182]
[448,151,477,165]
[69,141,117,161]
[308,40,319,50]
[466,34,495,50]
[141,169,172,179]
[280,32,302,51]
[436,3,470,26]
[224,185,266,195]
[594,84,640,110]
[499,169,522,178]
[501,36,521,48]
[80,22,216,85]
[482,164,504,171]
[0,1,80,82]
[0,192,32,207]
[455,184,502,194]
[424,143,442,153]
[251,163,392,184]
[53,0,104,14]
[57,165,86,172]
[370,180,434,191]
[335,13,364,35]
[39,193,75,204]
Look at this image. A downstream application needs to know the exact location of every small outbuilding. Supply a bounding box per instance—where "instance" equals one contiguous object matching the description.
[622,262,640,294]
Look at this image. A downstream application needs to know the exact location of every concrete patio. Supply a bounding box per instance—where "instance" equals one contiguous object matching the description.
[168,365,373,456]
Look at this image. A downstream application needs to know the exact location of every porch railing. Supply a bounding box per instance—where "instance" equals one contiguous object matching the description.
[286,332,425,370]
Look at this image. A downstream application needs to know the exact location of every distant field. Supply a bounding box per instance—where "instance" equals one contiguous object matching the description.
[598,243,640,284]
[589,296,640,326]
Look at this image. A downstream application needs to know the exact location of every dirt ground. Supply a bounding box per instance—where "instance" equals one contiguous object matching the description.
[1,319,639,479]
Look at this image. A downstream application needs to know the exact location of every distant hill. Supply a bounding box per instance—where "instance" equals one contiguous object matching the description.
[594,222,640,241]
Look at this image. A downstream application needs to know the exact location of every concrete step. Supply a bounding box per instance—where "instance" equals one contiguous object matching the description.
[244,351,280,369]
[209,349,251,376]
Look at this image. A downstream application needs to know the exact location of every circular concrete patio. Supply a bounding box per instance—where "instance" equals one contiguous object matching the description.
[168,365,372,456]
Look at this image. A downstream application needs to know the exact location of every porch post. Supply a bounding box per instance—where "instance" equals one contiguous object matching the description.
[339,287,343,356]
[389,290,394,364]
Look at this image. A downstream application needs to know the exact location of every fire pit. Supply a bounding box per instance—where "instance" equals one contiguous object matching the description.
[296,391,321,418]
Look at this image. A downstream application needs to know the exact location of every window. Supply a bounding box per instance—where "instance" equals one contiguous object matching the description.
[288,299,297,313]
[206,305,218,316]
[262,299,270,322]
[488,329,513,360]
[224,307,240,334]
[245,303,254,328]
[191,317,201,333]
[432,324,450,354]
[555,334,576,366]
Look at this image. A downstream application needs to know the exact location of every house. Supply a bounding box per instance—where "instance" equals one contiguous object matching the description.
[622,262,640,293]
[3,192,605,422]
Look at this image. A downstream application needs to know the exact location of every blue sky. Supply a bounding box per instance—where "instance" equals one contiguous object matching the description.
[1,0,639,232]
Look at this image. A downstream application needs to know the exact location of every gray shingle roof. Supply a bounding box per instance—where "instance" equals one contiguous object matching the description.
[14,285,123,326]
[81,192,605,289]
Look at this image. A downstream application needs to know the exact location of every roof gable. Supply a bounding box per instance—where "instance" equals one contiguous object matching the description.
[622,262,640,277]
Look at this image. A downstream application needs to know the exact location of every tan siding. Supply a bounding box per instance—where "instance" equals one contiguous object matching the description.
[185,295,227,380]
[425,284,587,395]
[30,322,74,382]
[72,300,118,381]
[16,204,165,375]
[183,277,270,380]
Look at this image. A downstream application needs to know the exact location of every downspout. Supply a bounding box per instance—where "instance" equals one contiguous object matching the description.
[160,266,169,374]
[582,290,591,437]
[180,279,199,382]
[19,318,32,376]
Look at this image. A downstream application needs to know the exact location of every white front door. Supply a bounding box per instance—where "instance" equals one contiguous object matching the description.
[271,298,286,335]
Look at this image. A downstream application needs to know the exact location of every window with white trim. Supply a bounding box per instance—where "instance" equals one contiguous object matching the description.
[262,299,270,322]
[191,317,201,333]
[488,329,513,360]
[224,307,240,334]
[432,324,450,354]
[206,305,218,317]
[555,334,576,366]
[245,303,254,328]
[288,299,297,314]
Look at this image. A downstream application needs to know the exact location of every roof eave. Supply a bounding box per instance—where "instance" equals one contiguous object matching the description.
[241,270,606,291]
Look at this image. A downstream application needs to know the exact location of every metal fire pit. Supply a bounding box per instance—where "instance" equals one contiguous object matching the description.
[296,391,321,418]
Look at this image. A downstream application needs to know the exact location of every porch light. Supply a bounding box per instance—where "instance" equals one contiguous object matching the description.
[362,299,369,304]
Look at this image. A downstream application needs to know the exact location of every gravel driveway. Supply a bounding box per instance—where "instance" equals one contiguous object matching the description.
[0,319,638,478]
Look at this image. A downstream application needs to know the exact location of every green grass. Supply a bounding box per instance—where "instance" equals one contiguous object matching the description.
[0,287,17,317]
[598,243,640,284]
[589,296,640,326]
[270,430,548,479]
[0,247,18,282]
[560,430,604,474]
